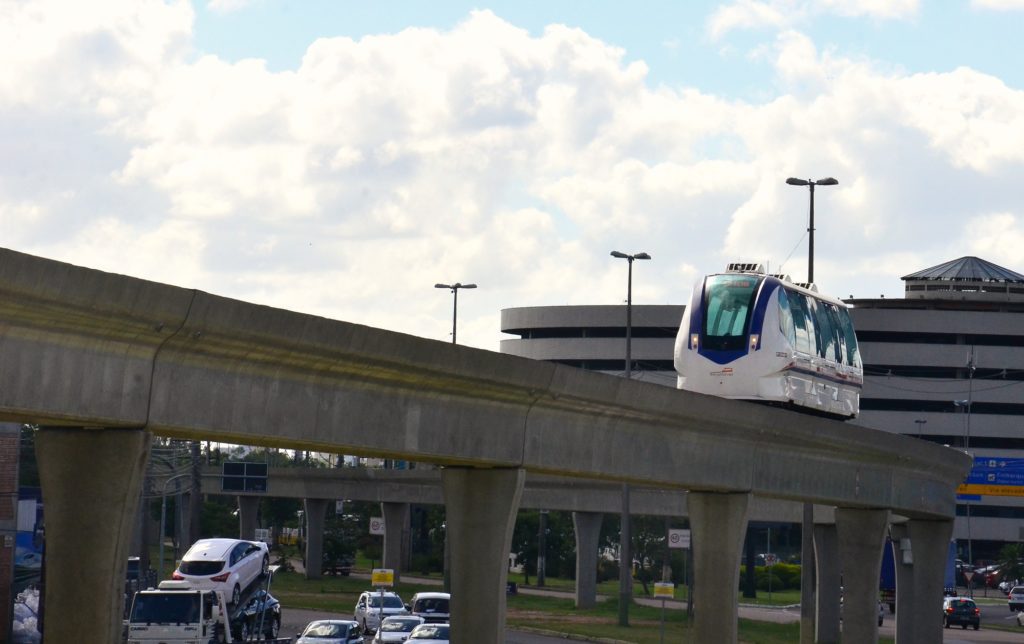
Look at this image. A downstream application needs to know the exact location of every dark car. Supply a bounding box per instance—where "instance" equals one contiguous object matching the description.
[942,596,980,630]
[235,589,281,640]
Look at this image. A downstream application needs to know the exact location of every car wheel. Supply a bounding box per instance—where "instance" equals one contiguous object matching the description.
[261,554,269,577]
[962,623,968,629]
[231,584,241,607]
[974,623,980,630]
[240,619,254,641]
[944,619,950,628]
[266,615,280,638]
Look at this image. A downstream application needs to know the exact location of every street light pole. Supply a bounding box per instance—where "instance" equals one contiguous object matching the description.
[159,472,192,582]
[785,177,838,283]
[610,250,651,628]
[435,282,477,344]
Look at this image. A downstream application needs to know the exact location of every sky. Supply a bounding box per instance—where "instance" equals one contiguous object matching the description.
[3,1,1024,351]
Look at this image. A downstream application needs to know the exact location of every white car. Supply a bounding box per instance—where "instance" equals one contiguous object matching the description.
[296,619,363,644]
[172,538,269,605]
[1009,585,1024,612]
[372,615,425,643]
[406,592,450,624]
[354,590,408,634]
[407,623,450,643]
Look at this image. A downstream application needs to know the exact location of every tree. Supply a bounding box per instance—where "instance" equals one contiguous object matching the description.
[998,543,1024,586]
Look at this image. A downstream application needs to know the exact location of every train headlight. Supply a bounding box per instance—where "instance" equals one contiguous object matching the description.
[748,334,759,351]
[690,333,699,350]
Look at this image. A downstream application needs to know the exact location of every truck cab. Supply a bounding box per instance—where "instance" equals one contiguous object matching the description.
[126,580,229,644]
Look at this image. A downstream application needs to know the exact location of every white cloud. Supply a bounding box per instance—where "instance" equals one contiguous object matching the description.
[971,0,1024,9]
[2,4,1023,350]
[207,0,254,13]
[707,0,919,40]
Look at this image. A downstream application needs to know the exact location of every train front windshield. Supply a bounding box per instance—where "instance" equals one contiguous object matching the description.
[702,274,762,351]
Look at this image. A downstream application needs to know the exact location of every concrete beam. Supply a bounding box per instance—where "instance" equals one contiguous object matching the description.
[572,511,602,609]
[381,502,410,583]
[836,508,889,644]
[688,491,749,643]
[304,499,328,581]
[892,519,954,644]
[35,427,150,644]
[0,248,970,519]
[238,496,259,541]
[442,467,524,644]
[813,524,841,644]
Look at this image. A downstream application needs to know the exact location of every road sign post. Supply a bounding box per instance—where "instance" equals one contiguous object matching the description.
[654,582,674,643]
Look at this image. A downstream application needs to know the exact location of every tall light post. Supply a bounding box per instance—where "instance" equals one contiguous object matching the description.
[786,177,836,644]
[785,177,838,283]
[610,250,650,627]
[434,282,476,344]
[159,472,192,582]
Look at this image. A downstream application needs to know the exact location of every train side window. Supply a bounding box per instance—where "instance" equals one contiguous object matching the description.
[825,304,847,366]
[810,299,838,361]
[787,290,812,354]
[777,288,797,347]
[838,307,861,367]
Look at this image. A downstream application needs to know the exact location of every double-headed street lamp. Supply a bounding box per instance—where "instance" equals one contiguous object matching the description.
[610,250,650,628]
[434,282,476,345]
[785,177,838,283]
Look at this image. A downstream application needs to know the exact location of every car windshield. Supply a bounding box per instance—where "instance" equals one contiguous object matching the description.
[367,595,404,609]
[380,618,420,632]
[948,599,975,610]
[179,560,224,576]
[130,593,200,624]
[410,624,449,639]
[301,622,349,637]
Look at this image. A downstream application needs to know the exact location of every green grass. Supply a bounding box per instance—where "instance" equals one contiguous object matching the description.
[267,571,841,643]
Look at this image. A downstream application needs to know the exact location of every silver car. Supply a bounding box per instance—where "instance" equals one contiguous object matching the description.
[296,619,363,644]
[372,615,425,643]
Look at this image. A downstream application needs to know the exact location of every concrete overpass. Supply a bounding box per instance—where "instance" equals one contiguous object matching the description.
[0,248,971,643]
[196,465,813,604]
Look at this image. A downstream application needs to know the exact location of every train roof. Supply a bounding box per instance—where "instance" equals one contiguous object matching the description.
[717,263,849,307]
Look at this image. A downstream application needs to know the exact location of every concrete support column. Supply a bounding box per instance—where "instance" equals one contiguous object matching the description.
[441,466,524,644]
[893,519,954,644]
[836,508,889,644]
[36,427,151,644]
[813,524,840,644]
[688,491,750,643]
[304,498,328,580]
[381,502,411,584]
[237,495,259,541]
[572,511,603,609]
[799,503,816,644]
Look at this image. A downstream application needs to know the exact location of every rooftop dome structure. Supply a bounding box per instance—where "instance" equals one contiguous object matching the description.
[902,256,1024,301]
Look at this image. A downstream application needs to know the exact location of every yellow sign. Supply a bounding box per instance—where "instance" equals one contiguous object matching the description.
[958,484,1024,497]
[653,582,674,598]
[371,568,394,587]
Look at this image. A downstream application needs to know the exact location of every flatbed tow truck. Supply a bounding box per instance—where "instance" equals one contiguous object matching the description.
[125,565,288,643]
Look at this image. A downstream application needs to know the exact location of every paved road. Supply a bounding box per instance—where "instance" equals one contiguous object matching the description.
[282,606,1024,643]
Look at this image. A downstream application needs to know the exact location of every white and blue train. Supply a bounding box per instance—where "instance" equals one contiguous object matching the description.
[674,263,863,419]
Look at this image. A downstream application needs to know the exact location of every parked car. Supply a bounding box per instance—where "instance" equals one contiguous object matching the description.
[372,615,426,643]
[406,592,450,624]
[231,589,281,640]
[407,623,450,643]
[1008,585,1024,611]
[943,596,981,630]
[355,590,408,634]
[296,619,364,644]
[171,538,269,606]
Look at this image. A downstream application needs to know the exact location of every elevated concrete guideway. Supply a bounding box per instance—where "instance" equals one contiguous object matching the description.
[0,248,971,643]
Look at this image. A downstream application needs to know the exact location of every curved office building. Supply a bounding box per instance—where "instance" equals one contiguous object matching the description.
[500,257,1024,563]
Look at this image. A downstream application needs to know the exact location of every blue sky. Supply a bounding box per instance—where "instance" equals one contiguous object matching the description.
[190,1,1024,96]
[3,0,1024,350]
